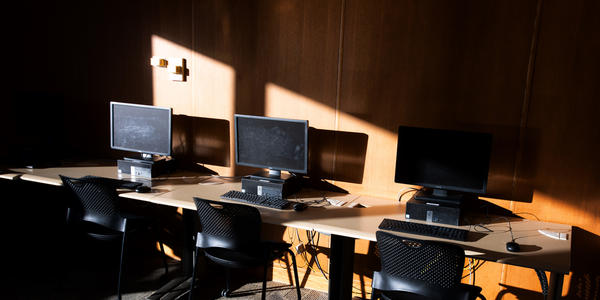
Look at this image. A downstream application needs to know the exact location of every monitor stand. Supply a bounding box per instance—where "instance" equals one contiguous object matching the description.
[124,153,169,163]
[242,169,301,198]
[414,188,466,206]
[248,169,294,182]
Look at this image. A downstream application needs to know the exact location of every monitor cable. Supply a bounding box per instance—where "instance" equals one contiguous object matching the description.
[397,187,421,203]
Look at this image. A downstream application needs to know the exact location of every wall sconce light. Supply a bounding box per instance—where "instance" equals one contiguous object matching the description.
[168,57,186,82]
[150,56,187,82]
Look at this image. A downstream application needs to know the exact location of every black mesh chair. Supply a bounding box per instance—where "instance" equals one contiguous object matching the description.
[188,198,301,300]
[372,231,485,300]
[60,175,168,300]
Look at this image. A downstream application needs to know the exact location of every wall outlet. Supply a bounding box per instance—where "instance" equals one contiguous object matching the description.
[295,243,305,254]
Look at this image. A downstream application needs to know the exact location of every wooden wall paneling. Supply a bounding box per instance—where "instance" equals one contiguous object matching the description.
[64,0,156,157]
[337,0,539,200]
[513,0,600,233]
[194,0,260,175]
[255,0,343,291]
[257,0,341,132]
[148,0,193,113]
[511,1,600,297]
[7,0,157,159]
[152,0,256,175]
[4,2,55,164]
[337,0,543,298]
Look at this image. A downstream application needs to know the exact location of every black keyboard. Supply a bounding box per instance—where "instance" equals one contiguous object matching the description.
[378,218,468,241]
[220,190,292,210]
[81,175,143,190]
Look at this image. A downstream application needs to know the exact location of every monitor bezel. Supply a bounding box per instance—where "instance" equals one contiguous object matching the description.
[394,125,492,195]
[110,101,173,156]
[234,114,309,174]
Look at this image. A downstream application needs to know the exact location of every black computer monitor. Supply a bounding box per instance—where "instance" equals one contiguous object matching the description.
[234,114,308,178]
[110,102,172,159]
[394,126,492,203]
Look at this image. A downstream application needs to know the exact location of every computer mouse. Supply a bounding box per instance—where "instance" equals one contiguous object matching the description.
[293,202,308,211]
[135,185,151,193]
[506,241,520,252]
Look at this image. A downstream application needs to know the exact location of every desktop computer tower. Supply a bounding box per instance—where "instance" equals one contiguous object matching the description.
[405,197,462,226]
[117,157,174,178]
[241,175,301,198]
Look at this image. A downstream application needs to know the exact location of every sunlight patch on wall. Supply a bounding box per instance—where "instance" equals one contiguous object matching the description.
[520,190,600,234]
[265,82,336,129]
[151,34,235,120]
[151,35,193,113]
[151,35,236,176]
[265,82,399,198]
[337,109,400,199]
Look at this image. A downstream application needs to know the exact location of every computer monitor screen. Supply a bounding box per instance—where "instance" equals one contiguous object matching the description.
[394,126,492,195]
[235,114,308,174]
[110,102,172,156]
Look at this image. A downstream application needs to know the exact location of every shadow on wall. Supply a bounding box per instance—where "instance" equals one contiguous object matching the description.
[309,128,368,184]
[7,91,67,167]
[468,124,541,204]
[172,114,230,170]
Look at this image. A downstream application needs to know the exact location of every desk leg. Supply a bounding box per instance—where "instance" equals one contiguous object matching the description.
[548,272,564,300]
[147,209,196,299]
[182,209,196,275]
[328,234,355,300]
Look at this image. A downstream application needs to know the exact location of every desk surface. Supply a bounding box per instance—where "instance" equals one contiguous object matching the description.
[4,165,572,274]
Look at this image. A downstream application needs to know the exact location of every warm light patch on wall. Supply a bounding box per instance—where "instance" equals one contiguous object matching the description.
[265,82,336,129]
[336,106,396,197]
[151,35,236,176]
[519,190,599,233]
[151,35,236,121]
[151,35,193,113]
[264,82,399,198]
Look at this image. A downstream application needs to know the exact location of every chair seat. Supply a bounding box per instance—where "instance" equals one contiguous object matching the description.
[204,241,292,269]
[60,175,169,300]
[189,198,301,300]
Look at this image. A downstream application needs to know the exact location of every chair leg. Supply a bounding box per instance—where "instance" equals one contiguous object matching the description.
[262,262,268,300]
[188,248,202,300]
[117,230,127,300]
[159,240,169,276]
[286,249,301,300]
[221,268,232,297]
[370,288,379,300]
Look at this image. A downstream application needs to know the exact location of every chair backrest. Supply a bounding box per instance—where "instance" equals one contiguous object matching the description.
[60,175,127,232]
[193,197,261,251]
[376,230,465,289]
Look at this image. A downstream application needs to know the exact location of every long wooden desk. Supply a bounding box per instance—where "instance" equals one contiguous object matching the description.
[2,166,572,299]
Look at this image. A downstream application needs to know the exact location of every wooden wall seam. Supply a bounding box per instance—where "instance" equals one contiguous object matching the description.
[332,0,347,183]
[511,0,544,211]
